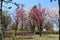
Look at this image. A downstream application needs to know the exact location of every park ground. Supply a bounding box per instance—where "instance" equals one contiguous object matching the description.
[0,30,59,40]
[4,34,59,40]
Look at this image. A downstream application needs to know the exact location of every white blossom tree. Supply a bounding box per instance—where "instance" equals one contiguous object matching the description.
[42,7,59,31]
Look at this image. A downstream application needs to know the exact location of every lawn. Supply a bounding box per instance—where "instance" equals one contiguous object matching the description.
[5,34,59,40]
[0,30,59,40]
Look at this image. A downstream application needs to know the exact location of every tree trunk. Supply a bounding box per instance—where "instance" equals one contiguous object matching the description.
[39,26,43,37]
[39,19,43,37]
[15,18,18,35]
[0,10,5,40]
[21,19,23,30]
[29,20,35,34]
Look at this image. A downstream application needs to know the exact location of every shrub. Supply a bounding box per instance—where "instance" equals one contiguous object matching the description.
[4,30,13,37]
[43,30,59,34]
[15,31,33,36]
[53,31,59,34]
[12,37,16,40]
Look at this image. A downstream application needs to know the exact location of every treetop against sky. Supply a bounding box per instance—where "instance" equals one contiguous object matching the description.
[2,0,59,31]
[2,0,58,12]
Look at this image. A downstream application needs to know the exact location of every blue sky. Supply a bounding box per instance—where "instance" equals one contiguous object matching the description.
[12,0,58,8]
[2,0,58,13]
[2,0,59,30]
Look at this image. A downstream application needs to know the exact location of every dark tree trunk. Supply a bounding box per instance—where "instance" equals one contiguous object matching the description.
[29,20,35,34]
[39,19,43,37]
[31,26,35,34]
[15,18,18,35]
[0,10,5,40]
[39,26,43,37]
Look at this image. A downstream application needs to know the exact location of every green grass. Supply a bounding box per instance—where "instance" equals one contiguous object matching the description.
[4,34,59,40]
[0,30,59,40]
